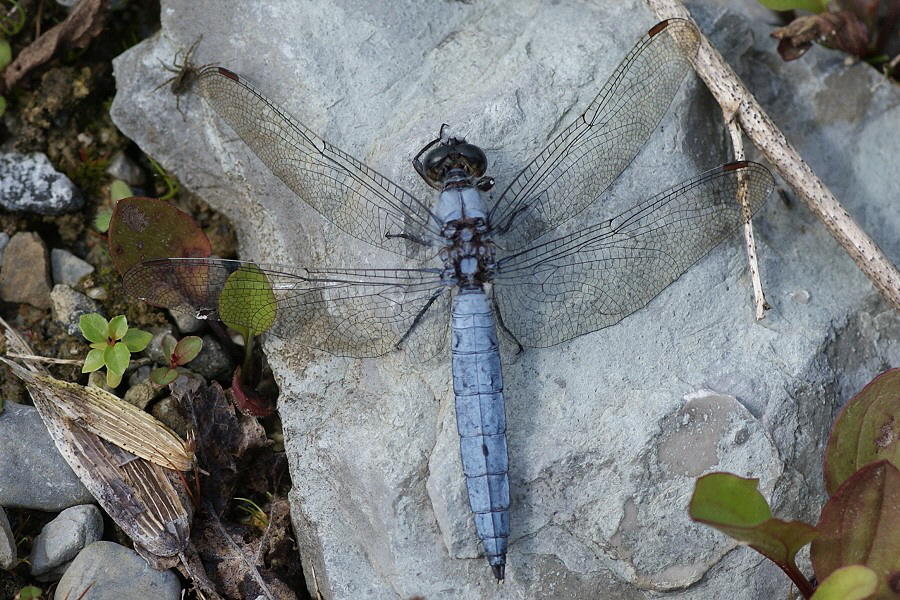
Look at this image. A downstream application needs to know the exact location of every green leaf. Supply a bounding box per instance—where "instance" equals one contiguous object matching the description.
[109,179,132,201]
[79,313,109,344]
[15,586,44,600]
[106,368,123,388]
[161,334,177,359]
[173,336,203,365]
[122,328,152,352]
[0,39,11,71]
[94,208,113,233]
[104,343,131,376]
[810,565,879,600]
[150,366,178,386]
[812,461,900,596]
[824,369,900,496]
[219,263,276,335]
[756,0,828,12]
[690,473,818,591]
[107,315,128,341]
[82,348,105,373]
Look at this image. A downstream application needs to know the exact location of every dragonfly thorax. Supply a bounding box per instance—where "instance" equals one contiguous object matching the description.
[439,216,496,287]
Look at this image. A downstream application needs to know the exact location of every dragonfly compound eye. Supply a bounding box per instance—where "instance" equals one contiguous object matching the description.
[424,142,488,181]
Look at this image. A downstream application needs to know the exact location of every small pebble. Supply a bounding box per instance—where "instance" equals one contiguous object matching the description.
[105,150,145,187]
[0,152,83,215]
[0,508,16,570]
[791,289,811,305]
[0,232,9,263]
[190,334,233,380]
[55,541,182,600]
[0,403,93,510]
[50,284,102,337]
[51,248,95,287]
[0,232,52,309]
[30,504,103,579]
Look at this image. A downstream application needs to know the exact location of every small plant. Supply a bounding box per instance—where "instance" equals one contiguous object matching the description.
[0,0,26,36]
[15,585,43,600]
[689,369,900,599]
[80,313,152,388]
[150,335,203,385]
[147,155,180,200]
[235,496,270,532]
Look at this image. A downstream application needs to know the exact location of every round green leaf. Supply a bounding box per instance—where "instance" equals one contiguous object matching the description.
[690,473,772,526]
[107,315,128,341]
[79,313,109,344]
[122,328,152,352]
[104,343,131,376]
[219,263,276,335]
[82,348,105,373]
[810,565,879,600]
[106,368,123,388]
[173,336,203,364]
[109,179,132,201]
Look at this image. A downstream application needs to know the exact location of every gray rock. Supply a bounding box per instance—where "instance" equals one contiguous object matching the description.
[55,541,182,600]
[0,232,9,263]
[123,377,158,410]
[51,248,95,287]
[170,308,204,334]
[189,334,232,380]
[106,150,145,187]
[30,504,103,578]
[0,232,52,309]
[111,2,900,598]
[0,152,83,215]
[51,284,103,337]
[0,508,16,570]
[0,402,94,511]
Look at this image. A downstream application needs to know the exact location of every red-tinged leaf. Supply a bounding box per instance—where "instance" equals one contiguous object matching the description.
[173,336,203,365]
[151,367,179,386]
[771,11,870,61]
[690,473,818,597]
[108,197,211,276]
[811,565,879,600]
[812,461,900,596]
[231,366,274,417]
[162,335,177,360]
[824,369,900,496]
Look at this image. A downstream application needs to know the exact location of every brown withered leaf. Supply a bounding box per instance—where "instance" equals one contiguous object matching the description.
[1,317,192,558]
[0,0,110,94]
[771,11,870,60]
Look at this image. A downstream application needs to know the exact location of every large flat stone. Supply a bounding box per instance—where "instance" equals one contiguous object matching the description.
[110,1,900,598]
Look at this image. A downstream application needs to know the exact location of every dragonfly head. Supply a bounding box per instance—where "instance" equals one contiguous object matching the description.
[421,137,488,188]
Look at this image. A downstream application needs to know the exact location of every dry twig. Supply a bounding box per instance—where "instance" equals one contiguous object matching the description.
[647,0,900,311]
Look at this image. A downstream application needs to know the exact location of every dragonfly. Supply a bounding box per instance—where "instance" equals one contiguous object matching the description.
[124,19,775,581]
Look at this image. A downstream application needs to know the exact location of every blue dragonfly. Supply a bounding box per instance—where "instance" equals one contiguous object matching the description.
[124,19,775,580]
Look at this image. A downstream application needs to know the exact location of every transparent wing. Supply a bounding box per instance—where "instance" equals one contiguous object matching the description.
[489,19,701,249]
[123,258,451,358]
[198,67,440,259]
[492,162,775,347]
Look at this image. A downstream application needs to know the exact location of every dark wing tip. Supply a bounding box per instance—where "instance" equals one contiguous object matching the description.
[648,20,670,36]
[216,66,240,81]
[723,160,750,171]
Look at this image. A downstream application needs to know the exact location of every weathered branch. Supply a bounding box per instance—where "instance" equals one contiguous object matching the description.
[647,0,900,311]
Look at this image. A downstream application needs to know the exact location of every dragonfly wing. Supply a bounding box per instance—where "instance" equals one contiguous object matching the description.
[489,19,700,250]
[198,67,440,259]
[123,258,450,358]
[492,162,775,348]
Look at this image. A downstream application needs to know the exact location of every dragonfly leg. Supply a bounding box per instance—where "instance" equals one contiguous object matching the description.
[396,288,445,351]
[384,231,430,246]
[491,295,523,356]
[412,126,448,188]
